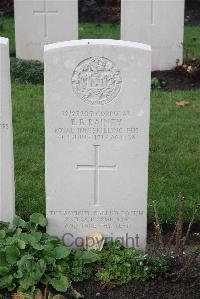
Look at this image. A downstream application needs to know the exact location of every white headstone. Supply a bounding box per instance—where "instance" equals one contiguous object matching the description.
[121,0,185,71]
[0,37,15,223]
[45,40,151,250]
[14,0,78,61]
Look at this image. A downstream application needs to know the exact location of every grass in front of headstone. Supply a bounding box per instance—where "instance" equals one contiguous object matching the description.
[12,84,45,219]
[148,89,200,222]
[12,84,200,223]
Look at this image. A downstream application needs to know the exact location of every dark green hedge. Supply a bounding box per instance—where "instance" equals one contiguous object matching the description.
[10,58,44,85]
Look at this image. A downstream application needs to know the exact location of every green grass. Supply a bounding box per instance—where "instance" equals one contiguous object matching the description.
[0,17,15,55]
[12,84,200,223]
[79,23,120,40]
[12,84,45,219]
[1,17,200,60]
[184,26,200,60]
[149,90,200,222]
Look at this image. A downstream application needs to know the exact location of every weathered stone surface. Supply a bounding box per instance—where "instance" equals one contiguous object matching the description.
[121,0,185,70]
[0,37,15,222]
[14,0,78,61]
[45,40,151,249]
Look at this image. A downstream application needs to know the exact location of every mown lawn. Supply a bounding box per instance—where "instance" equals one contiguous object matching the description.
[12,84,45,218]
[12,84,200,223]
[0,17,200,60]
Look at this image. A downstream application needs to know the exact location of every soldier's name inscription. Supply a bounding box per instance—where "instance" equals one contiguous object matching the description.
[55,109,139,141]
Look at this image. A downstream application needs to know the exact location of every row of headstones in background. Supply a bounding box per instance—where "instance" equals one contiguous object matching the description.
[45,39,151,249]
[0,38,15,223]
[14,0,185,70]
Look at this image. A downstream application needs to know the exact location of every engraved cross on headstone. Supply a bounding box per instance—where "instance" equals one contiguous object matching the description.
[77,145,117,206]
[33,0,58,38]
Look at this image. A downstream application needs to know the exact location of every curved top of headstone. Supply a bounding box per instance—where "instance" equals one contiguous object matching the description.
[0,37,9,45]
[44,39,151,52]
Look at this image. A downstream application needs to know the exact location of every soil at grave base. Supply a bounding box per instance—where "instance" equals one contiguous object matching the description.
[68,226,200,299]
[152,65,200,91]
[70,278,200,299]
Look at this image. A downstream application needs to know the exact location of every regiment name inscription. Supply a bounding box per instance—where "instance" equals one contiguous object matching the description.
[55,109,139,141]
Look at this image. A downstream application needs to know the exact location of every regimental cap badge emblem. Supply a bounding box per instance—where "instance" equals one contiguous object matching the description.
[72,56,122,106]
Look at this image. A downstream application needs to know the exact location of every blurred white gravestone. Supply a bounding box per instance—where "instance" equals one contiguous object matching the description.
[0,38,15,222]
[14,0,78,61]
[45,40,151,249]
[121,0,185,71]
